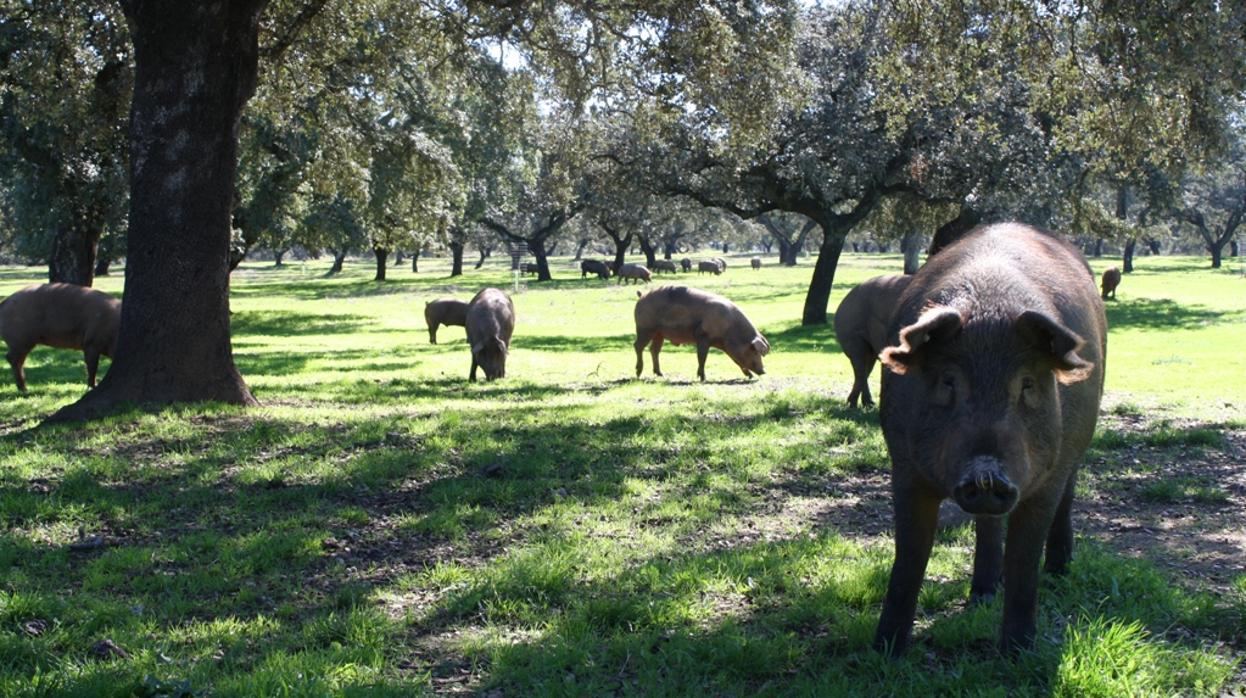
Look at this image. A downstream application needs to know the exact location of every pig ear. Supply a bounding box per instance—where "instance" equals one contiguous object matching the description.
[494,337,508,355]
[879,306,962,375]
[471,340,486,355]
[1016,310,1093,384]
[752,336,770,356]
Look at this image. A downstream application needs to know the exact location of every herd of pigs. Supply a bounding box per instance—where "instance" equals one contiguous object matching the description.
[0,223,1129,656]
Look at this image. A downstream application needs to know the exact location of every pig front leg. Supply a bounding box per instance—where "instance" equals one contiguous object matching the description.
[469,354,479,382]
[634,335,648,377]
[1043,469,1078,576]
[970,515,1003,604]
[429,323,439,344]
[873,482,940,657]
[1000,488,1063,652]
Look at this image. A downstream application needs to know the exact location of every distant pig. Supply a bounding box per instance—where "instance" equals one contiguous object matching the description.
[465,288,515,381]
[1100,266,1121,300]
[750,257,761,270]
[0,283,121,392]
[653,260,679,274]
[424,298,468,344]
[832,274,911,408]
[680,257,692,272]
[697,260,722,275]
[873,223,1106,656]
[617,264,651,284]
[581,259,611,280]
[634,286,770,381]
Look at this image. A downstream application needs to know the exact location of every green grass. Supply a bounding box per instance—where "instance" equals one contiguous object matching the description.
[0,251,1243,695]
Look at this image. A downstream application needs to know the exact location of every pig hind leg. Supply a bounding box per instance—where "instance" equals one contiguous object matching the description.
[6,343,31,392]
[695,339,710,382]
[649,335,664,376]
[83,347,103,387]
[844,338,877,407]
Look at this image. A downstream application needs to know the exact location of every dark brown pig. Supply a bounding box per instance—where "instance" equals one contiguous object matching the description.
[581,259,611,280]
[750,257,761,270]
[424,298,468,344]
[465,288,515,381]
[634,286,769,381]
[652,260,679,274]
[832,274,911,408]
[0,283,121,392]
[1100,266,1121,300]
[680,257,692,272]
[697,260,722,275]
[873,222,1106,656]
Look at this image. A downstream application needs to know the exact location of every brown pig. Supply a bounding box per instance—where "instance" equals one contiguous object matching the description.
[750,257,761,270]
[581,259,611,280]
[873,223,1106,656]
[697,260,722,275]
[0,283,121,392]
[680,257,692,272]
[652,260,679,274]
[424,298,468,344]
[1100,266,1121,300]
[465,288,515,381]
[634,286,770,381]
[832,274,911,408]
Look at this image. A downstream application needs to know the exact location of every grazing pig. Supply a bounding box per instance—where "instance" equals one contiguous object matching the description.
[653,260,679,274]
[697,260,722,275]
[1100,266,1121,300]
[519,262,539,275]
[0,283,121,392]
[465,288,515,381]
[581,259,611,280]
[617,263,652,284]
[680,257,692,272]
[424,298,468,344]
[634,286,770,381]
[832,274,911,408]
[873,223,1106,656]
[750,257,761,270]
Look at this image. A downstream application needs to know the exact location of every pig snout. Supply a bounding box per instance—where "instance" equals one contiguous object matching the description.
[953,456,1019,516]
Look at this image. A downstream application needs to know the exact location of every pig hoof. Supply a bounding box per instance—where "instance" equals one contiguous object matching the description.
[969,589,996,606]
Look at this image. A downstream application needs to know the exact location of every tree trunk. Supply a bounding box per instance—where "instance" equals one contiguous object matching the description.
[532,239,552,281]
[48,1,263,422]
[374,247,388,281]
[449,240,464,277]
[1122,238,1136,273]
[1230,240,1239,257]
[94,234,115,277]
[273,248,286,267]
[1093,237,1104,258]
[802,223,846,326]
[49,227,100,286]
[573,238,589,260]
[410,247,419,273]
[1209,242,1223,269]
[607,231,632,272]
[901,231,922,275]
[721,243,729,253]
[1146,237,1161,255]
[329,249,346,275]
[639,236,658,268]
[474,247,488,269]
[95,255,112,277]
[394,250,404,267]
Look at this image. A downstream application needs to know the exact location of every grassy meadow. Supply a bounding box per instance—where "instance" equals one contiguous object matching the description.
[0,249,1243,696]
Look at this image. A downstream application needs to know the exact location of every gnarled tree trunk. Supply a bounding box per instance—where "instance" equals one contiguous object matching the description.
[49,0,263,422]
[328,249,346,275]
[802,221,846,326]
[449,240,464,277]
[373,247,388,281]
[638,235,658,268]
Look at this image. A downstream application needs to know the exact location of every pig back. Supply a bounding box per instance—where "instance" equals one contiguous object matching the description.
[466,288,515,345]
[0,283,120,350]
[635,286,755,346]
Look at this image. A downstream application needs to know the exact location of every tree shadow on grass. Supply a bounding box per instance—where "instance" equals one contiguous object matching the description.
[762,322,841,354]
[232,310,373,338]
[1105,297,1234,331]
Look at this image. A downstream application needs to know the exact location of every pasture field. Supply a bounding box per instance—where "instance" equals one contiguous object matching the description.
[0,251,1243,696]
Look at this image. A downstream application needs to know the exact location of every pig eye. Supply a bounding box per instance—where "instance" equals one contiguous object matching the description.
[1020,375,1039,407]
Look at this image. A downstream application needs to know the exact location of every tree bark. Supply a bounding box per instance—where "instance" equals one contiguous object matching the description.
[1145,237,1161,255]
[449,240,464,277]
[1122,238,1136,273]
[802,222,845,326]
[48,0,263,422]
[531,239,552,281]
[638,235,658,268]
[329,249,346,275]
[474,247,488,269]
[1231,240,1239,257]
[374,247,388,281]
[1093,237,1104,258]
[49,227,100,286]
[410,246,419,273]
[393,250,404,267]
[1210,243,1223,269]
[573,238,589,260]
[901,231,921,275]
[273,248,286,267]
